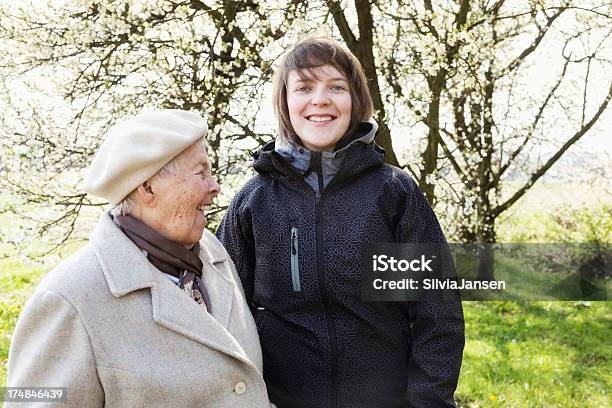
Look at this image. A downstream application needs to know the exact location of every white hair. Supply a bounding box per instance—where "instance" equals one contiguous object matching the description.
[110,138,207,216]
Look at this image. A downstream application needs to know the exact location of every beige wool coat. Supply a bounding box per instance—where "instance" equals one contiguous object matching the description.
[4,213,272,407]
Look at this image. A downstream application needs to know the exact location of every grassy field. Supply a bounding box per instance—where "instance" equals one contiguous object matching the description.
[456,301,610,407]
[0,260,47,387]
[1,181,610,406]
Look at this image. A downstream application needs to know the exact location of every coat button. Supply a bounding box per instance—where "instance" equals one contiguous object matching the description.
[234,381,247,395]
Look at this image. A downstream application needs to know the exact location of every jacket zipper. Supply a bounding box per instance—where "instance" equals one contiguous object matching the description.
[290,227,301,292]
[313,156,338,408]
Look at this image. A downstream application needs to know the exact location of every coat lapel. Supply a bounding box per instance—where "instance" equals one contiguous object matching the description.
[151,275,253,367]
[199,234,234,328]
[90,212,254,368]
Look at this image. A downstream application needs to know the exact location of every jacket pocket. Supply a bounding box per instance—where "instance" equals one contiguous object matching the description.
[290,227,301,292]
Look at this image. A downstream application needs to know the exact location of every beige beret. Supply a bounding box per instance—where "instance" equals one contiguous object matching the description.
[82,109,208,205]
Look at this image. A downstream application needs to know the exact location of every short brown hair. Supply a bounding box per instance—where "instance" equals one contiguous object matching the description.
[272,37,373,144]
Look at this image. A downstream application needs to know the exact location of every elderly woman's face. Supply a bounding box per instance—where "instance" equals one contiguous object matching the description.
[150,143,220,248]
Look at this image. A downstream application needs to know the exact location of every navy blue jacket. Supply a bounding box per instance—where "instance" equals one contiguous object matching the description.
[217,132,464,408]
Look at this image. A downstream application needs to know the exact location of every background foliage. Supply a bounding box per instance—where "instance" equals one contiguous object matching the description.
[1,0,610,252]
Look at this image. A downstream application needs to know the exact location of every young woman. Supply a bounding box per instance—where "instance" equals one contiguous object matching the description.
[218,37,464,408]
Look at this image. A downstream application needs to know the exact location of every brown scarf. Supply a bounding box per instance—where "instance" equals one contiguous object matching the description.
[113,214,212,313]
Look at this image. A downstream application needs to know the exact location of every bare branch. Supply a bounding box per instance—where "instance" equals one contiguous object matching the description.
[499,7,566,77]
[494,81,612,217]
[495,57,571,183]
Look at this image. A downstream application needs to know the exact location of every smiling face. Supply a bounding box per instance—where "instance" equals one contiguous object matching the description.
[286,65,352,152]
[145,142,220,248]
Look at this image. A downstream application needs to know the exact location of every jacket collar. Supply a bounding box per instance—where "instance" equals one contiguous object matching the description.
[254,119,385,192]
[90,212,157,296]
[274,118,379,166]
[90,213,228,295]
[89,212,256,368]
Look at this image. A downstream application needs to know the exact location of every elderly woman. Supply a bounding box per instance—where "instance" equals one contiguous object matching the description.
[5,110,271,407]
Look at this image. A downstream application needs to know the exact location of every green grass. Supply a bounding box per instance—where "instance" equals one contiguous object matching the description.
[456,301,611,407]
[0,260,47,386]
[453,182,612,405]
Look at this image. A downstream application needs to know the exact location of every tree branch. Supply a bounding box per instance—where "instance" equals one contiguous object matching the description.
[499,7,565,77]
[495,57,570,183]
[494,81,612,217]
[326,0,358,49]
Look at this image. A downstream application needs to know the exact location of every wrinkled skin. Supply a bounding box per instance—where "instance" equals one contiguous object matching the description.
[144,142,220,248]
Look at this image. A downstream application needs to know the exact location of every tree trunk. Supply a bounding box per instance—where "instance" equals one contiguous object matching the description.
[418,83,443,205]
[477,243,495,281]
[459,209,497,281]
[477,213,497,281]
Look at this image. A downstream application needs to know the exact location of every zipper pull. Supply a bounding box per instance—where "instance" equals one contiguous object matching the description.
[290,227,301,292]
[315,199,321,224]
